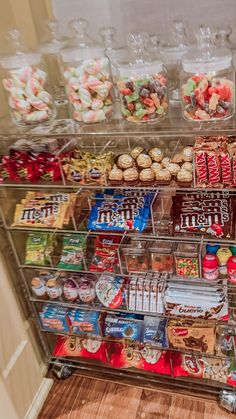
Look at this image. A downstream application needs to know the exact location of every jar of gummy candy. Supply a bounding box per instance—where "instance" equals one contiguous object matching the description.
[116,32,169,123]
[181,26,235,122]
[0,29,56,126]
[60,18,114,124]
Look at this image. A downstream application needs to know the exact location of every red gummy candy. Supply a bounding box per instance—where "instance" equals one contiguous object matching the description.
[217,84,231,101]
[120,88,133,95]
[208,86,218,96]
[142,98,154,107]
[191,75,203,84]
[195,88,205,107]
[127,103,135,111]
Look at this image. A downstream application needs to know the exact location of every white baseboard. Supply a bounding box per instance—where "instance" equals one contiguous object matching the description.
[24,377,54,419]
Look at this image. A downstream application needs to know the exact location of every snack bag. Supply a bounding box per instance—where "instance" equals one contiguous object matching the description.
[53,336,109,363]
[110,342,171,375]
[89,235,121,273]
[58,234,86,270]
[25,232,51,265]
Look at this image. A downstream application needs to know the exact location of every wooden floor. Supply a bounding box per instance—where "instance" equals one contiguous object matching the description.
[38,374,235,419]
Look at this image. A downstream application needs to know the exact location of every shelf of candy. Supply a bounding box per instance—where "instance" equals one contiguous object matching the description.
[109,145,193,187]
[193,135,236,188]
[40,300,236,365]
[50,326,236,387]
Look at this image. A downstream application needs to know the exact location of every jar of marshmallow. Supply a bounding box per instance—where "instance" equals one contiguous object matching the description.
[1,29,57,126]
[60,18,114,124]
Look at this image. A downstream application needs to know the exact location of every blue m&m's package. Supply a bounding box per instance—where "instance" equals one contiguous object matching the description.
[88,190,154,232]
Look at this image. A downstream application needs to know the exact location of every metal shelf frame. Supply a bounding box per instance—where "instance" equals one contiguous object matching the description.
[1,115,236,401]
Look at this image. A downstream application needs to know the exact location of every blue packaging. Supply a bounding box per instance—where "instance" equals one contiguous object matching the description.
[143,317,167,347]
[104,314,143,341]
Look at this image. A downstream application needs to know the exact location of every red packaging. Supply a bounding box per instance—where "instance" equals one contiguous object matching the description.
[220,152,232,185]
[53,336,109,363]
[110,342,171,375]
[89,235,121,273]
[207,152,221,184]
[227,256,236,284]
[202,254,219,280]
[172,352,204,379]
[195,151,208,184]
[232,154,236,186]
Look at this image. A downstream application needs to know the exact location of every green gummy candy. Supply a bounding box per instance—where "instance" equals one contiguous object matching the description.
[135,108,147,118]
[125,92,139,103]
[156,106,164,115]
[121,107,131,117]
[135,102,143,111]
[184,79,196,96]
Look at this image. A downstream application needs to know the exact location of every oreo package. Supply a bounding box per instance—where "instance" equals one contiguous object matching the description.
[104,313,143,341]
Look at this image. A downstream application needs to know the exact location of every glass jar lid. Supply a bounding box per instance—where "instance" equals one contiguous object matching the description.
[39,19,66,54]
[182,25,232,73]
[117,32,163,78]
[0,28,41,69]
[213,25,236,51]
[160,20,189,62]
[60,18,104,62]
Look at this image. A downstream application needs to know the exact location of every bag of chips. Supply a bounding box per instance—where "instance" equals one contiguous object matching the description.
[25,232,54,266]
[58,234,86,270]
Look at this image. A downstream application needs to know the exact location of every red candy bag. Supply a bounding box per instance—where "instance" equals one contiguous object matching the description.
[53,335,109,363]
[89,235,121,273]
[110,342,171,375]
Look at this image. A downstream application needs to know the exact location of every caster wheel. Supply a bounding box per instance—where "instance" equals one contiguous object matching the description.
[52,363,73,379]
[220,390,236,412]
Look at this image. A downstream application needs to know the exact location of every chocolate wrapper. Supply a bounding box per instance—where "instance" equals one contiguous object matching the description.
[220,152,232,185]
[207,151,221,184]
[195,150,208,184]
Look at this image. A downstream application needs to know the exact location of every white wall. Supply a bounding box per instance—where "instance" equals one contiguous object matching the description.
[51,0,236,44]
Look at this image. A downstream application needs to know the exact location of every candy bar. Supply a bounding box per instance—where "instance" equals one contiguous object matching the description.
[207,151,221,184]
[195,150,208,184]
[220,152,232,185]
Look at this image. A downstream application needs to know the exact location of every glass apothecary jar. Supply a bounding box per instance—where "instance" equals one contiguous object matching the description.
[149,241,174,273]
[181,26,235,122]
[60,18,114,124]
[39,19,67,101]
[99,26,126,99]
[116,32,168,123]
[1,29,56,126]
[160,20,189,105]
[174,243,200,278]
